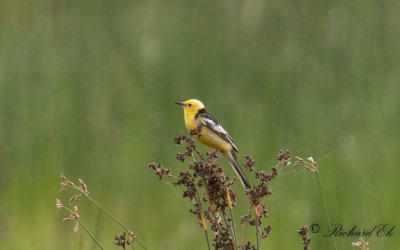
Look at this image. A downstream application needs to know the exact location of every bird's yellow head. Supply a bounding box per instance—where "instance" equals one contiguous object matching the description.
[175,99,205,113]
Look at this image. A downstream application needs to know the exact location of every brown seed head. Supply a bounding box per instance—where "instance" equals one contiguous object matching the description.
[277,149,291,166]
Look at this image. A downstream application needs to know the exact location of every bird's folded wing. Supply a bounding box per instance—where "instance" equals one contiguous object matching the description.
[198,113,239,153]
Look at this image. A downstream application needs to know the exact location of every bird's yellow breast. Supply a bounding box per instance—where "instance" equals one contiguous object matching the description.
[183,110,198,131]
[196,127,232,152]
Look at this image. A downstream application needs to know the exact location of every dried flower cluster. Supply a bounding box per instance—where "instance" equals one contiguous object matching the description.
[243,155,256,172]
[55,198,80,232]
[352,237,369,250]
[56,174,143,249]
[148,162,172,179]
[294,156,319,173]
[148,134,291,249]
[243,154,279,248]
[150,134,239,249]
[261,225,272,239]
[115,231,136,250]
[298,225,311,250]
[277,150,291,166]
[56,174,90,233]
[60,173,89,197]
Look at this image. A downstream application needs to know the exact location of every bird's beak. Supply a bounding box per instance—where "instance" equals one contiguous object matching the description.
[175,101,184,106]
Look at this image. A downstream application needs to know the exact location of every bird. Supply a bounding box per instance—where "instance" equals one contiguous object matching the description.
[175,99,251,189]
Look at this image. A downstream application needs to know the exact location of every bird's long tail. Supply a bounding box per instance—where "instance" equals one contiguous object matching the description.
[223,151,251,189]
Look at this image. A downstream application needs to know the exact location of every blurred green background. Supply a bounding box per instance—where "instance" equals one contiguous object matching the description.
[1,0,399,249]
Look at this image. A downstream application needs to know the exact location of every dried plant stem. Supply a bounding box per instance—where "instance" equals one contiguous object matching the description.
[191,152,198,163]
[240,229,244,250]
[204,230,211,250]
[315,172,337,250]
[80,193,147,250]
[242,209,251,247]
[228,208,238,250]
[198,166,231,249]
[256,219,260,250]
[223,177,237,249]
[211,213,227,249]
[85,195,126,229]
[62,205,104,250]
[155,136,279,250]
[221,213,236,249]
[194,191,211,250]
[78,221,104,250]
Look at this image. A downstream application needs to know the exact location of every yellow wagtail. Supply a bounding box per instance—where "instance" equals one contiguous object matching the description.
[175,99,251,189]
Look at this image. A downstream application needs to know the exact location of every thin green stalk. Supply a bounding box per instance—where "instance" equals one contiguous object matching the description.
[78,221,104,250]
[316,172,337,250]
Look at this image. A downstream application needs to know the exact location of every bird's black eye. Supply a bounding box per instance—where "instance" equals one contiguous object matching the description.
[188,104,192,107]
